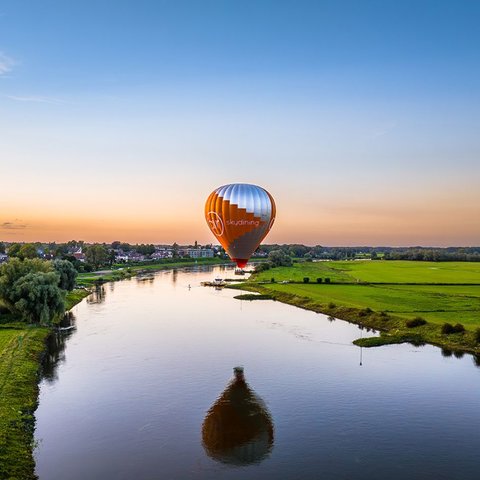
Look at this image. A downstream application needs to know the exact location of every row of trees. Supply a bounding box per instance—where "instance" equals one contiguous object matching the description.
[0,258,77,324]
[256,245,480,262]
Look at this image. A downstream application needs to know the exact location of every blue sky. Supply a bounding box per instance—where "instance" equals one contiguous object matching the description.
[1,0,479,245]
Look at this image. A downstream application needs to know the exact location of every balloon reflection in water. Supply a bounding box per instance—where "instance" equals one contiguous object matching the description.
[202,367,274,465]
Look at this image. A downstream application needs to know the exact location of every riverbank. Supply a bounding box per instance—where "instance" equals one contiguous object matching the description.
[234,260,480,356]
[76,257,234,287]
[0,258,231,479]
[0,286,90,480]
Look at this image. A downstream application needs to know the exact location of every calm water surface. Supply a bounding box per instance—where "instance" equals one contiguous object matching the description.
[35,265,480,479]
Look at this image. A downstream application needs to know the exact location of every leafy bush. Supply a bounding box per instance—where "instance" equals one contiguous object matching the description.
[254,262,271,273]
[406,317,427,328]
[453,323,465,333]
[324,277,331,284]
[328,302,336,309]
[271,277,275,283]
[316,278,322,283]
[441,323,455,334]
[303,277,310,283]
[441,322,465,334]
[359,307,373,317]
[475,328,480,344]
[268,250,293,267]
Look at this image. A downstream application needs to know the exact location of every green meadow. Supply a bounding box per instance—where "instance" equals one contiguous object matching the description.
[243,260,480,353]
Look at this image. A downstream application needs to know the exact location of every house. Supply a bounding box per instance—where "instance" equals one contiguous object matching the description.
[187,248,214,259]
[72,249,86,262]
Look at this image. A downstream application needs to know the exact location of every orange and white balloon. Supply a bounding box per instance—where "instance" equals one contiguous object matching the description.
[205,183,276,268]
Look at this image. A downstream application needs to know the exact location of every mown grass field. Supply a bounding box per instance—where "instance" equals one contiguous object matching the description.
[243,260,480,353]
[254,260,480,284]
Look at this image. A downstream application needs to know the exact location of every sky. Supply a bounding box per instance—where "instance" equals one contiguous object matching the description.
[1,0,479,246]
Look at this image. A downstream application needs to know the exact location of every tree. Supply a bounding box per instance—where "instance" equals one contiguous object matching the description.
[0,258,52,311]
[268,250,293,267]
[11,272,65,324]
[0,242,5,254]
[18,243,39,259]
[53,259,78,291]
[85,244,109,269]
[7,243,21,257]
[0,258,65,323]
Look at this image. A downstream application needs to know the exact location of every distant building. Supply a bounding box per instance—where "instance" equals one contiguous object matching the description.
[187,248,214,259]
[0,253,8,263]
[72,250,86,262]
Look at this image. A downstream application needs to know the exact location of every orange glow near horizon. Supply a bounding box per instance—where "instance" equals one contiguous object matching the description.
[2,183,479,246]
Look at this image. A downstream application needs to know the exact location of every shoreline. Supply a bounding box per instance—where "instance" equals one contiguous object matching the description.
[230,282,480,358]
[0,258,232,479]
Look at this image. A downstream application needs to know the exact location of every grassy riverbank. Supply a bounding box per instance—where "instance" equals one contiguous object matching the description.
[0,259,229,478]
[76,257,229,287]
[237,260,480,355]
[0,288,89,480]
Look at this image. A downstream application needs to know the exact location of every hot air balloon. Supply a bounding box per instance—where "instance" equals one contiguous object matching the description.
[205,183,276,268]
[202,367,274,465]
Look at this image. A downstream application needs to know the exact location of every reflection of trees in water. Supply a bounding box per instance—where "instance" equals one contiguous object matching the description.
[42,312,76,383]
[172,269,178,284]
[202,367,274,466]
[473,355,480,368]
[87,285,106,304]
[109,282,115,292]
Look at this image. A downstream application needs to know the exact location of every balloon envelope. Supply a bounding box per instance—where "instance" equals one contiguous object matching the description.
[205,183,276,268]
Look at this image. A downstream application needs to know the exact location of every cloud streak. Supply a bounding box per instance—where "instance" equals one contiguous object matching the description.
[0,52,15,75]
[1,221,28,230]
[5,95,66,104]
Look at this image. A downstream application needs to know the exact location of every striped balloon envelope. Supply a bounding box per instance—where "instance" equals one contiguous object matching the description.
[205,183,276,268]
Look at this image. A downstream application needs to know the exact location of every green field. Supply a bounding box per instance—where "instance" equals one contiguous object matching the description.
[254,260,480,284]
[243,260,480,353]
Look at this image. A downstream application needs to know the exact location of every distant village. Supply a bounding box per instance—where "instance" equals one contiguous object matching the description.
[0,241,269,267]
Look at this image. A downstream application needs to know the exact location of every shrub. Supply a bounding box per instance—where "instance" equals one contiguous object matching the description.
[441,323,455,334]
[328,302,336,309]
[406,317,427,328]
[316,278,322,283]
[324,278,331,284]
[271,277,275,283]
[453,323,465,333]
[380,311,387,317]
[359,308,373,317]
[442,322,465,334]
[303,277,310,283]
[475,328,480,344]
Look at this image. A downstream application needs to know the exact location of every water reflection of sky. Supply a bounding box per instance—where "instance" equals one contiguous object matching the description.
[35,265,480,480]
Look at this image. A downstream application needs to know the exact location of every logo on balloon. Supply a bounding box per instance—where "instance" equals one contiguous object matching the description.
[207,211,224,237]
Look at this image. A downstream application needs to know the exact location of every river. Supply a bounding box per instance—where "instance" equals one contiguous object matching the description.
[34,265,480,479]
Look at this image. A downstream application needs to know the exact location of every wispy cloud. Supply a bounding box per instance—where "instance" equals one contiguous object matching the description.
[5,95,66,104]
[1,221,28,230]
[0,52,15,75]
